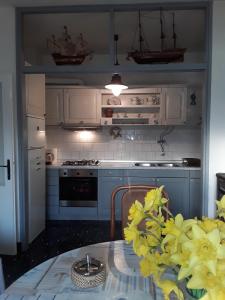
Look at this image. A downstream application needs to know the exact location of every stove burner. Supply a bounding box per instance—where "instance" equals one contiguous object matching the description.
[62,160,100,166]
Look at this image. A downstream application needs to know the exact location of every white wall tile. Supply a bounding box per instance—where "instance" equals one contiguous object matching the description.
[46,126,201,161]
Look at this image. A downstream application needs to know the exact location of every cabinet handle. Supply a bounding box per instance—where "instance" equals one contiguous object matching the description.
[36,162,41,165]
[36,168,41,171]
[0,159,11,180]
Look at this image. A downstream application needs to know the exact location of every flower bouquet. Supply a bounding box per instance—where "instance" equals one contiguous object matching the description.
[124,186,225,300]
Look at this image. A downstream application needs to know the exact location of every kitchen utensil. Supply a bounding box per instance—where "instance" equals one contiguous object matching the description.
[46,152,54,165]
[182,158,201,167]
[105,108,113,117]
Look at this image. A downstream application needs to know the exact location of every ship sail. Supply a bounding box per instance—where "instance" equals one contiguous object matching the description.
[127,10,186,64]
[47,26,92,65]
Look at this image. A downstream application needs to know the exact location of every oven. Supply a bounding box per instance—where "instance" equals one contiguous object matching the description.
[216,173,225,199]
[59,169,98,207]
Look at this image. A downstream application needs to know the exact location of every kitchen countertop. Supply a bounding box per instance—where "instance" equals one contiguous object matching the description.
[47,160,201,171]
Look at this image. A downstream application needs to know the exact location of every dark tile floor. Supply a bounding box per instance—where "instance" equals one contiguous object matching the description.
[1,220,122,287]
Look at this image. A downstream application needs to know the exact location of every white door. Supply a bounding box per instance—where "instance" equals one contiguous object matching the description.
[0,74,17,255]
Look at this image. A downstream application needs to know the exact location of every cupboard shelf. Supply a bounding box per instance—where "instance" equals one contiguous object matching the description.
[23,63,208,75]
[101,105,161,108]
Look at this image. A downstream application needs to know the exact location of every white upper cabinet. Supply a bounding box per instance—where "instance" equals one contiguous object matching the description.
[25,74,45,118]
[63,88,100,125]
[45,88,63,125]
[161,87,187,125]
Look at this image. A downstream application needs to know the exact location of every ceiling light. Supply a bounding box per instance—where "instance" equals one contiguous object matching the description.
[105,73,128,97]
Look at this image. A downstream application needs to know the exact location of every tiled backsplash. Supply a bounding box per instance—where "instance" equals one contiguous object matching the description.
[46,126,201,162]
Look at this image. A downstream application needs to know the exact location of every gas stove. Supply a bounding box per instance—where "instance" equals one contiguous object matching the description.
[62,159,100,166]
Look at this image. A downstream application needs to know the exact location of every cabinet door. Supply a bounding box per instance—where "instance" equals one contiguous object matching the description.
[157,177,189,218]
[63,88,100,124]
[161,87,187,125]
[25,74,45,117]
[28,149,46,243]
[98,176,123,220]
[190,178,202,218]
[27,117,45,148]
[45,88,63,125]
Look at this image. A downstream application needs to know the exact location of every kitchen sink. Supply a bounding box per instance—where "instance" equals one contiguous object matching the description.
[134,162,158,167]
[157,163,183,167]
[134,162,183,168]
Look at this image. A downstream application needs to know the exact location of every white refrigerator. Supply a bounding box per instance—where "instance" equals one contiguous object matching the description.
[27,116,46,243]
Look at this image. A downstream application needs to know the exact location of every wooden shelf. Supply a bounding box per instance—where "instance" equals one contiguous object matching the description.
[23,63,208,74]
[101,105,160,108]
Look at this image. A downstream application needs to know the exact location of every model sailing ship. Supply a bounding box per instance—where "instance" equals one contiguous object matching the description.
[47,26,92,65]
[127,10,186,64]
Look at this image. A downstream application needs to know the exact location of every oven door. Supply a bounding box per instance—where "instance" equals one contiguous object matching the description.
[59,177,97,207]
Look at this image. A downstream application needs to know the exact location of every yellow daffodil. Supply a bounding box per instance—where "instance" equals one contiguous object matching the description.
[133,236,149,257]
[140,253,163,279]
[162,214,195,254]
[199,217,218,233]
[179,225,225,280]
[144,186,167,212]
[124,223,140,243]
[128,200,145,225]
[124,188,225,300]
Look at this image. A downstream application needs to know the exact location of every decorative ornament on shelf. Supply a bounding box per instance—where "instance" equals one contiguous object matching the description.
[124,187,225,300]
[47,26,93,65]
[190,92,197,106]
[127,10,186,64]
[110,126,122,139]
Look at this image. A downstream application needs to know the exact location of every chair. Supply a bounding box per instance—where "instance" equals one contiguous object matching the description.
[110,185,169,240]
[0,257,5,294]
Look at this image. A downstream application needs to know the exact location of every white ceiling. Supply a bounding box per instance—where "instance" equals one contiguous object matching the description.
[0,0,211,7]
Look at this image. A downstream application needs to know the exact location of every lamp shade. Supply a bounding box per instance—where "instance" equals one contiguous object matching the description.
[105,73,128,96]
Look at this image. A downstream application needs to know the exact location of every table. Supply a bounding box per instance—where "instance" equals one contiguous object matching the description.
[0,241,176,300]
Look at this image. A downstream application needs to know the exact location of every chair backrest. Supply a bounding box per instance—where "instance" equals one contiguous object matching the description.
[110,185,169,240]
[0,257,5,294]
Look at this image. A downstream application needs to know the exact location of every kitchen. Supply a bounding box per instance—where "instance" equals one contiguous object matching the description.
[0,0,221,292]
[21,6,204,234]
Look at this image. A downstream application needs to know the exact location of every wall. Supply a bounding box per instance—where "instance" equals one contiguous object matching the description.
[207,0,225,217]
[0,6,18,253]
[46,126,201,162]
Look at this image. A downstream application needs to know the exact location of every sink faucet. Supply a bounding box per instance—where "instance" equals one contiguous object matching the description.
[157,137,166,156]
[157,126,174,156]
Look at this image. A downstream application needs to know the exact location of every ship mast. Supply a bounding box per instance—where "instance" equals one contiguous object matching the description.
[172,13,177,49]
[160,9,165,51]
[138,10,144,53]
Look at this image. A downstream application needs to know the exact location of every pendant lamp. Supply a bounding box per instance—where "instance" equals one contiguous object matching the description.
[105,73,128,97]
[105,34,128,97]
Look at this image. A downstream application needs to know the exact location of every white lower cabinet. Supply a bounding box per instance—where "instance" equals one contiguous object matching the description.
[28,148,46,243]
